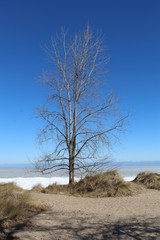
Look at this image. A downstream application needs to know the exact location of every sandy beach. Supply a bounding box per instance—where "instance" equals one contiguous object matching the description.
[6,189,160,240]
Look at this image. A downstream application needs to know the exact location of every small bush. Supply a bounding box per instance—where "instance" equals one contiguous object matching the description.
[133,172,160,190]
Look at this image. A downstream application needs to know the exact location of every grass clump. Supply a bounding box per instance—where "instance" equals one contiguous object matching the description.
[43,183,74,195]
[72,170,142,197]
[33,170,143,197]
[30,184,46,193]
[0,183,48,228]
[133,172,160,190]
[0,182,23,194]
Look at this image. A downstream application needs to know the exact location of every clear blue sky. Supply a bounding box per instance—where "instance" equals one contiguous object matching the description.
[0,0,160,165]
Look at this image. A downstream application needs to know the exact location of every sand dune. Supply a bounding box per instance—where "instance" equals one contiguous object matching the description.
[7,189,160,239]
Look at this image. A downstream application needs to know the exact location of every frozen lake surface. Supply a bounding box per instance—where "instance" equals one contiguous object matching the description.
[0,165,160,190]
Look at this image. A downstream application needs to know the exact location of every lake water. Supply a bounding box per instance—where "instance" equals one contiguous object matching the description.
[0,165,160,190]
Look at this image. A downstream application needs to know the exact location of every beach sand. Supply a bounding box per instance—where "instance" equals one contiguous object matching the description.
[7,189,160,239]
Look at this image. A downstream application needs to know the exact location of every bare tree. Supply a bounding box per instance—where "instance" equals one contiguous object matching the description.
[36,25,128,184]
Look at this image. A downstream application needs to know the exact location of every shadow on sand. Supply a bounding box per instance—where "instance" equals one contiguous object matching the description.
[3,211,160,240]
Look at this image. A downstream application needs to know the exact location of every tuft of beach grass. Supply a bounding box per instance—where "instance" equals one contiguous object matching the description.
[31,170,144,197]
[133,172,160,190]
[0,182,48,229]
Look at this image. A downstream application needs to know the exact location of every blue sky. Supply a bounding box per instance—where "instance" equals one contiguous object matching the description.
[0,0,160,165]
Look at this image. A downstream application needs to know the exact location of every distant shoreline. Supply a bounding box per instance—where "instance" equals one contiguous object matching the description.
[0,161,160,168]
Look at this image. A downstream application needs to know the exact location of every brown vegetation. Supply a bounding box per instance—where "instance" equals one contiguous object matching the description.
[31,170,143,197]
[31,184,45,193]
[71,171,143,197]
[0,183,48,238]
[1,171,159,238]
[31,183,74,195]
[133,172,160,190]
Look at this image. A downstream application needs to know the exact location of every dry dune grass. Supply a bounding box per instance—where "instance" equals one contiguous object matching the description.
[0,183,48,229]
[0,182,23,194]
[32,170,143,197]
[31,183,73,195]
[72,170,143,197]
[133,172,160,190]
[31,184,46,193]
[45,183,72,194]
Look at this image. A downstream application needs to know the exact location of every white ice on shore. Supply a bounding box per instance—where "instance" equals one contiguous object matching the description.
[0,177,78,190]
[0,176,135,190]
[124,176,135,181]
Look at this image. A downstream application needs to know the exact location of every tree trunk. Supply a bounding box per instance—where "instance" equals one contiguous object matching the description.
[69,157,74,184]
